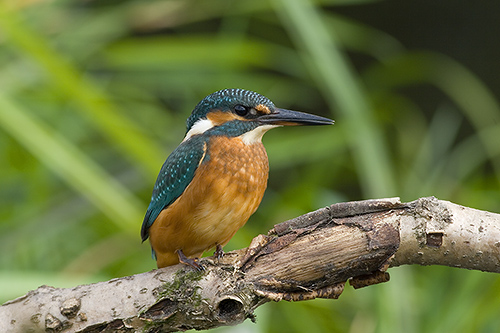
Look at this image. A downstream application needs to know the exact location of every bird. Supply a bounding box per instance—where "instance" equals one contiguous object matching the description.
[141,88,334,269]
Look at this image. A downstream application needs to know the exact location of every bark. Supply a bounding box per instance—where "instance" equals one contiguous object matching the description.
[1,197,499,332]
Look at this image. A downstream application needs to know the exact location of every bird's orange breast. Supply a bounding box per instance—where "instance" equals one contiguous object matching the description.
[149,136,269,268]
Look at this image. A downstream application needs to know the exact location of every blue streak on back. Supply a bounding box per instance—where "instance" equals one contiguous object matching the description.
[141,119,260,243]
[142,119,260,243]
[141,135,209,241]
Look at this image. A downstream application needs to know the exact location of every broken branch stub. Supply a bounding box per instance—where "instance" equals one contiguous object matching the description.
[239,198,402,301]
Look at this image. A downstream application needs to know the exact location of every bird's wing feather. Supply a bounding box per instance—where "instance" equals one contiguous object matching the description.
[141,136,208,241]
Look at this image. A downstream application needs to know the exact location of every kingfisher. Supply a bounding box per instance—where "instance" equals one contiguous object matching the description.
[141,89,333,269]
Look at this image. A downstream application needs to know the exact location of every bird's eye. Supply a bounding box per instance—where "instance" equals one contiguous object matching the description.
[234,105,248,116]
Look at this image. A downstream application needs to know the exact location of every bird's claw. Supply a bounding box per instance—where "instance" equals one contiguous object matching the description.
[213,244,224,261]
[176,249,205,271]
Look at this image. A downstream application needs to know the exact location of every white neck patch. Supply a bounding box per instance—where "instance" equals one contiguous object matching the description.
[239,124,279,145]
[183,119,278,144]
[183,118,214,142]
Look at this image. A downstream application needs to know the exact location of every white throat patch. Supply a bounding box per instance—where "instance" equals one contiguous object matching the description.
[183,119,278,144]
[239,125,279,145]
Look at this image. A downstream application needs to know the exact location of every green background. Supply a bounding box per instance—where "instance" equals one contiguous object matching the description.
[1,1,499,332]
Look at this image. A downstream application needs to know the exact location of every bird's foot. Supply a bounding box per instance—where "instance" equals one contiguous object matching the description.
[213,244,224,261]
[176,249,205,271]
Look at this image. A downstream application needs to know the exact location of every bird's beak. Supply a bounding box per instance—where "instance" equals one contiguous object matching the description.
[258,108,334,126]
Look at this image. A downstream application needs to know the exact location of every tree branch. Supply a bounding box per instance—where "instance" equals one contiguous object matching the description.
[2,197,499,332]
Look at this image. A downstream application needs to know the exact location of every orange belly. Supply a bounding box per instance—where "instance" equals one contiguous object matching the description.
[149,136,269,268]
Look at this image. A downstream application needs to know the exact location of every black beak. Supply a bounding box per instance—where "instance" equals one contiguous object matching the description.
[258,108,334,126]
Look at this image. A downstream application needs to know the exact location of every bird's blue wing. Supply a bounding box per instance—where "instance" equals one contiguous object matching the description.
[141,136,208,241]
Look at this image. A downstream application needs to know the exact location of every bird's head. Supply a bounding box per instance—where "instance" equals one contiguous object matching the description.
[184,89,333,143]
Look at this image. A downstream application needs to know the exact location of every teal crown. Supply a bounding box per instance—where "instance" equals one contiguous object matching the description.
[186,89,275,131]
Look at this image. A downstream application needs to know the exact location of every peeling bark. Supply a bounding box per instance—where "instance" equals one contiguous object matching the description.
[1,197,499,332]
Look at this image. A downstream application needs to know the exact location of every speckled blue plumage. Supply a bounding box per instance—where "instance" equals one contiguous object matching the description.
[141,135,208,241]
[141,89,274,243]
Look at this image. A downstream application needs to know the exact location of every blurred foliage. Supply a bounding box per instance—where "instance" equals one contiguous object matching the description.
[1,0,499,332]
